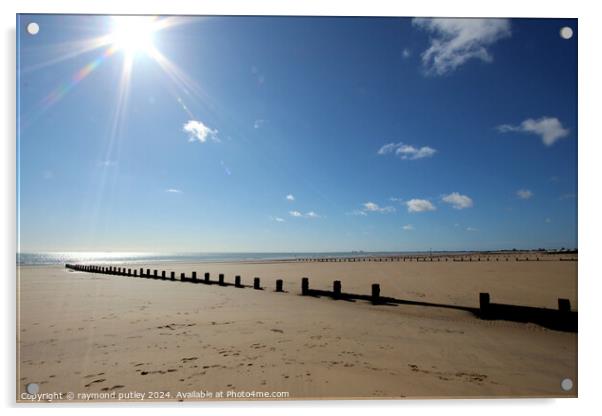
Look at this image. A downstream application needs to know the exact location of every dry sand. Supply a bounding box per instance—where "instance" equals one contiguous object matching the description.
[17,255,577,402]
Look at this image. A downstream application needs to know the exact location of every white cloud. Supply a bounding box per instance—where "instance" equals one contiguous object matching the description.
[406,199,436,213]
[362,202,395,214]
[97,160,117,167]
[402,48,411,58]
[466,227,478,232]
[442,192,473,209]
[254,119,265,129]
[285,194,295,201]
[348,210,368,216]
[377,142,437,160]
[413,18,511,75]
[497,117,569,146]
[273,216,285,223]
[402,224,414,231]
[166,188,182,193]
[183,120,219,143]
[516,189,533,200]
[289,210,320,219]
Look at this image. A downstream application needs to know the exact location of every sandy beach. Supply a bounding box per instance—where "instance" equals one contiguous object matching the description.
[17,254,577,402]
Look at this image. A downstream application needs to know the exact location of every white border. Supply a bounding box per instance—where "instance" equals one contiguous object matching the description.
[2,1,600,414]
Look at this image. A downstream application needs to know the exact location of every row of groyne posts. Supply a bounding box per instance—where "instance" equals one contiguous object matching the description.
[65,263,577,332]
[65,263,382,303]
[293,256,577,262]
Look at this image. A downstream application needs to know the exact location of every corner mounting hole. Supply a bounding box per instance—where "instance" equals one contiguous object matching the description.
[561,378,573,391]
[560,26,573,40]
[27,22,40,35]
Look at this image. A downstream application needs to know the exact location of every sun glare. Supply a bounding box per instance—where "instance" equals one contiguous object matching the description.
[109,16,159,57]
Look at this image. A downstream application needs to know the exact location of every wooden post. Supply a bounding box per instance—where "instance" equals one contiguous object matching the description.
[181,272,186,281]
[204,272,210,283]
[301,277,309,296]
[219,274,225,286]
[140,268,144,277]
[127,268,131,276]
[558,298,571,312]
[479,293,490,317]
[235,275,242,287]
[134,269,137,276]
[276,279,283,292]
[333,280,342,299]
[171,271,175,281]
[253,277,261,290]
[161,270,166,279]
[371,283,380,304]
[192,271,197,282]
[146,269,151,278]
[153,269,158,279]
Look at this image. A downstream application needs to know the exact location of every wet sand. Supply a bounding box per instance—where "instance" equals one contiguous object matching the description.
[17,254,577,402]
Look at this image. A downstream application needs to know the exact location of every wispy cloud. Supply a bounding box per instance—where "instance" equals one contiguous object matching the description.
[466,227,478,232]
[183,120,219,143]
[413,18,511,75]
[402,48,411,58]
[406,199,436,213]
[442,192,473,209]
[254,119,265,129]
[559,193,576,200]
[285,194,295,201]
[270,216,285,223]
[377,142,436,160]
[97,160,117,168]
[516,189,533,200]
[166,188,182,193]
[289,210,320,219]
[402,224,414,231]
[362,202,395,214]
[497,117,569,146]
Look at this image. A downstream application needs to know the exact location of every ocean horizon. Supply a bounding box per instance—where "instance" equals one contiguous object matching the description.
[16,249,568,266]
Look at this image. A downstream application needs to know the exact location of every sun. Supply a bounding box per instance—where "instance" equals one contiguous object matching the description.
[108,16,159,57]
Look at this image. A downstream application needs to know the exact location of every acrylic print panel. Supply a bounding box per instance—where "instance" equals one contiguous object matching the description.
[16,14,577,402]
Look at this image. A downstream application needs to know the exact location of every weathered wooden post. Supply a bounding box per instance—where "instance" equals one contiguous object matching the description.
[192,271,197,282]
[161,270,166,279]
[253,277,261,290]
[204,272,210,283]
[146,269,151,278]
[170,271,175,281]
[301,277,309,296]
[140,267,144,277]
[235,275,242,287]
[333,280,342,299]
[479,293,491,318]
[219,274,225,286]
[134,269,137,276]
[153,269,158,279]
[127,268,131,276]
[558,298,571,313]
[371,283,380,304]
[181,272,186,281]
[276,279,283,292]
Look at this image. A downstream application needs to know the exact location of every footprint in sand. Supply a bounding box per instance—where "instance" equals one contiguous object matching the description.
[84,379,106,388]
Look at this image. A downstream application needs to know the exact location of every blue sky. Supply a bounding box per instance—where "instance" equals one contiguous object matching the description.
[17,15,577,252]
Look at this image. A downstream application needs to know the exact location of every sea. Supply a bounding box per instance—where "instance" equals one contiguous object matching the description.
[16,251,438,266]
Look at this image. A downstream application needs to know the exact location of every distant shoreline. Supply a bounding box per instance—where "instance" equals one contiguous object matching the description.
[16,249,578,266]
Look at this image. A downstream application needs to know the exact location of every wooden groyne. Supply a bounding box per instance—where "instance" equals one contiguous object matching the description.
[64,263,577,332]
